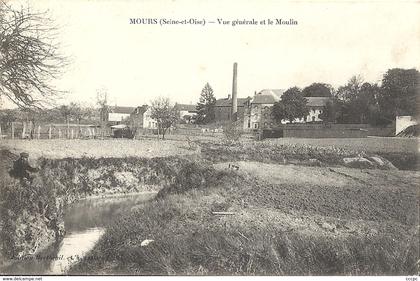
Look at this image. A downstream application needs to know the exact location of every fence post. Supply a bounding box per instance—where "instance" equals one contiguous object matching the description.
[71,129,74,139]
[58,128,62,139]
[11,122,14,139]
[22,122,26,139]
[49,125,52,139]
[37,125,41,139]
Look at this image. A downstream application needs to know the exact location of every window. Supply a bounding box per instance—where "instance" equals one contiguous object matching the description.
[254,123,259,129]
[312,116,315,122]
[247,119,251,128]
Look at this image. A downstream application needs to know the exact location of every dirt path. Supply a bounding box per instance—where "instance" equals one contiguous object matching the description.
[214,161,419,226]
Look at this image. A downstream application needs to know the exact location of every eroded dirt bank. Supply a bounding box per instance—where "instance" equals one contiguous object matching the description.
[0,150,196,264]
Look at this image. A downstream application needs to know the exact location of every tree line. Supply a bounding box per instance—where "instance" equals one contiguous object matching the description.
[1,3,418,133]
[270,68,419,125]
[194,68,419,126]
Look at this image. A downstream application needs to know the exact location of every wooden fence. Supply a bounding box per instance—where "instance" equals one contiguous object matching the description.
[0,122,106,140]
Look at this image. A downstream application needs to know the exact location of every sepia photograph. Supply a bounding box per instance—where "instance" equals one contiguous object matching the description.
[0,0,419,279]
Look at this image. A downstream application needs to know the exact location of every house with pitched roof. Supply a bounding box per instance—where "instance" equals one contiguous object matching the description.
[129,105,158,130]
[214,95,251,122]
[243,89,331,130]
[243,89,285,130]
[100,106,136,125]
[305,97,330,122]
[174,103,198,123]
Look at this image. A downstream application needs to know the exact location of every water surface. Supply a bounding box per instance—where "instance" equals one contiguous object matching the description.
[3,193,155,275]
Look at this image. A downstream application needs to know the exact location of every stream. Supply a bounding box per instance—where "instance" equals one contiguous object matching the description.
[4,192,156,275]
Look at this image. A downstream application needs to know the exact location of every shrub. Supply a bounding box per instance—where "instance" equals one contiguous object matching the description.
[223,121,243,144]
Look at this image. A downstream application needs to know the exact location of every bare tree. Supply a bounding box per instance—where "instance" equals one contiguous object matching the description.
[150,97,178,140]
[0,2,66,108]
[96,88,108,137]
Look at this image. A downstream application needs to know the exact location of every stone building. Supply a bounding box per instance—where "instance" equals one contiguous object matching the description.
[243,89,284,130]
[214,95,250,122]
[129,105,158,132]
[243,89,331,130]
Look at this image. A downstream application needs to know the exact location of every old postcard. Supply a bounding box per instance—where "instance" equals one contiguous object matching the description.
[0,0,419,279]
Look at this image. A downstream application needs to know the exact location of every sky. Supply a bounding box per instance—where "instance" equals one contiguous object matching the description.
[3,0,420,108]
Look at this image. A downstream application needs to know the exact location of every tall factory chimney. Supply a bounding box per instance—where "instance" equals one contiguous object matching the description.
[231,62,238,121]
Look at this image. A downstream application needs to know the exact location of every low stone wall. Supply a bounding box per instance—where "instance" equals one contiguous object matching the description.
[282,124,394,138]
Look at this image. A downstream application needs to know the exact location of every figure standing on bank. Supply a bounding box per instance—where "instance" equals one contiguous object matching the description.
[9,152,39,183]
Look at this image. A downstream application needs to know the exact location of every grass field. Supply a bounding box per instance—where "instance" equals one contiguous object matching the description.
[0,139,197,159]
[1,136,417,159]
[266,137,419,153]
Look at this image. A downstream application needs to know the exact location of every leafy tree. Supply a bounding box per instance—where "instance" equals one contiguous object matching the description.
[353,83,383,124]
[150,97,178,140]
[338,82,381,124]
[0,2,65,108]
[0,109,17,131]
[69,103,83,124]
[336,75,364,102]
[302,83,333,97]
[378,68,420,122]
[319,98,343,123]
[334,76,382,124]
[196,83,216,124]
[272,87,308,123]
[59,105,72,124]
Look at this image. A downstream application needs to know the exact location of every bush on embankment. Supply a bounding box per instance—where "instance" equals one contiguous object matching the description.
[0,151,197,260]
[0,176,59,259]
[37,156,196,200]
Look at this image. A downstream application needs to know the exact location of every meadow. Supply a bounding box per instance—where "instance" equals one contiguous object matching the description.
[1,136,418,275]
[1,135,417,159]
[0,139,197,159]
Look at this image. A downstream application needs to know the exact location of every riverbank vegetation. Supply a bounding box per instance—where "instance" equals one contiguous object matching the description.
[1,137,418,275]
[0,150,197,262]
[71,160,419,275]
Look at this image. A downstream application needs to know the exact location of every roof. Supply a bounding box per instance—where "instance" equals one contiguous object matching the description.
[174,103,197,112]
[306,97,330,107]
[215,97,250,107]
[131,105,149,115]
[109,106,136,114]
[110,124,128,129]
[252,89,285,104]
